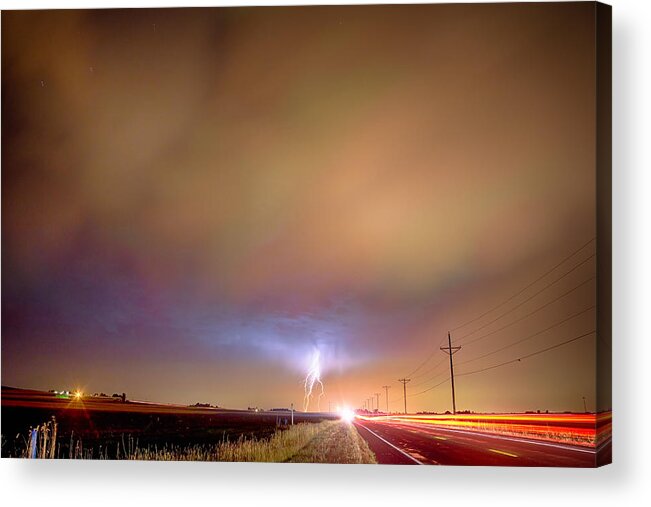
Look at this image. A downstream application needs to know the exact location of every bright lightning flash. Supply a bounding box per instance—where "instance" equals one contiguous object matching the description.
[303,349,325,412]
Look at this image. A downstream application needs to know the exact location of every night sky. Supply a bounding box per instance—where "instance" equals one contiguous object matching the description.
[2,4,599,413]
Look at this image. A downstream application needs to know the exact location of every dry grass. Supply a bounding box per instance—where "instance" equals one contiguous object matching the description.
[131,420,376,463]
[131,421,329,462]
[13,417,377,463]
[289,421,377,464]
[471,421,596,447]
[379,413,607,448]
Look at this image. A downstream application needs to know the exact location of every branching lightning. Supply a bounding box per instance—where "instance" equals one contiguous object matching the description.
[303,348,325,412]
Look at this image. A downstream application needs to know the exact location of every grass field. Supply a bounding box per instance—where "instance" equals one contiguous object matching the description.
[128,420,375,463]
[8,417,376,463]
[1,386,337,458]
[2,387,375,463]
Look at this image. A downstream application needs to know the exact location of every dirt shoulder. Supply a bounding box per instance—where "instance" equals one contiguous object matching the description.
[289,420,377,464]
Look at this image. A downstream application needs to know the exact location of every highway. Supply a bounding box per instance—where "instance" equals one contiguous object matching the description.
[354,418,609,467]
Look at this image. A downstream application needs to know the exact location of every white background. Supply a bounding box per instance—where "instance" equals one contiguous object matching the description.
[1,0,649,505]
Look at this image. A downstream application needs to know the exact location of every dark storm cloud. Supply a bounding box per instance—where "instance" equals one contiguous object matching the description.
[2,4,597,411]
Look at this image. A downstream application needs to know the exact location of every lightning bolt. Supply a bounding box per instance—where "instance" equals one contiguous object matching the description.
[303,348,325,412]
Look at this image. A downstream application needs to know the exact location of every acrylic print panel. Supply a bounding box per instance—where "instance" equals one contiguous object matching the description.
[1,2,611,466]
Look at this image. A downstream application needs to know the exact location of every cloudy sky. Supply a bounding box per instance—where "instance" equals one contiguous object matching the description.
[2,3,600,412]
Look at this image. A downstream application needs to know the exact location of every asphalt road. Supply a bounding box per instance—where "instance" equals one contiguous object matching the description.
[354,419,609,467]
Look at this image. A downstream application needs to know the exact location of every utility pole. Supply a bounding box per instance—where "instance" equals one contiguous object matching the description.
[368,397,373,411]
[582,396,588,413]
[291,403,294,425]
[440,331,461,415]
[374,393,381,413]
[382,385,391,413]
[397,378,411,414]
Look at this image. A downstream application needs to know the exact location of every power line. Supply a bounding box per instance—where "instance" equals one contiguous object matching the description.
[399,238,595,390]
[410,324,497,389]
[406,329,595,399]
[403,334,452,382]
[404,348,439,378]
[457,253,596,342]
[456,305,596,367]
[412,355,448,380]
[408,378,450,398]
[407,357,451,391]
[404,333,455,379]
[456,330,596,378]
[451,237,595,332]
[411,357,449,385]
[459,275,596,347]
[411,368,449,389]
[391,238,597,409]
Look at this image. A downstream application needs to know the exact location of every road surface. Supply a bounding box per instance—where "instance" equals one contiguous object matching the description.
[354,418,610,467]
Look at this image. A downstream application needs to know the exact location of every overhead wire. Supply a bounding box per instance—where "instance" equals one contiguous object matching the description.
[459,275,595,347]
[456,253,595,342]
[455,330,596,378]
[450,237,595,332]
[456,305,596,367]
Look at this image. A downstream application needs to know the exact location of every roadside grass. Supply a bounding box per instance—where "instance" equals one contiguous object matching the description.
[289,421,377,464]
[132,421,328,462]
[11,417,377,463]
[472,422,596,447]
[400,420,597,447]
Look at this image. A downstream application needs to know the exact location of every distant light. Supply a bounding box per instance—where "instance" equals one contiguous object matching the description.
[74,390,83,400]
[339,407,355,423]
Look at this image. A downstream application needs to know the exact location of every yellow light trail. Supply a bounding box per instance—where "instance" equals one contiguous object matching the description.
[488,448,518,458]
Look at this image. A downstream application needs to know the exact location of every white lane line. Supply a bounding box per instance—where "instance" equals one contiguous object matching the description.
[357,422,424,465]
[395,422,597,454]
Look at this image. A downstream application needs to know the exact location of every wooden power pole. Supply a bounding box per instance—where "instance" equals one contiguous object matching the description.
[382,385,391,413]
[440,331,462,414]
[397,378,411,414]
